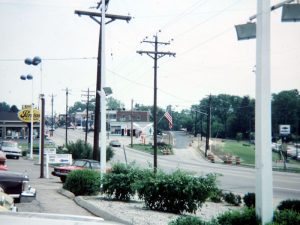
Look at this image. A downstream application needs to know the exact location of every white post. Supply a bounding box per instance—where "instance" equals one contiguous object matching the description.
[45,154,49,179]
[100,1,107,175]
[30,80,34,160]
[39,64,43,164]
[255,0,273,224]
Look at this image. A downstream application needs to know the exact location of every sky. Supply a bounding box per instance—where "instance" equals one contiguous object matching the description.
[0,0,299,115]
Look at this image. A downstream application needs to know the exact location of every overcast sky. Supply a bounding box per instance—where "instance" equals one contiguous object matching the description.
[0,0,299,115]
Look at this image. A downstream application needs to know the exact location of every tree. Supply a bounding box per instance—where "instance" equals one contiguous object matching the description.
[107,97,124,110]
[0,102,10,112]
[9,105,19,112]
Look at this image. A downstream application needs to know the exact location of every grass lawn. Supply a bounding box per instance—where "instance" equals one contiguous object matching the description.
[131,144,172,155]
[222,140,284,165]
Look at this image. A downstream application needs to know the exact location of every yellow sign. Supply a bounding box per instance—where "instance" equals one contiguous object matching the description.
[18,108,40,123]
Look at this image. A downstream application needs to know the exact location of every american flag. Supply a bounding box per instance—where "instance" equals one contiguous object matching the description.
[164,111,173,129]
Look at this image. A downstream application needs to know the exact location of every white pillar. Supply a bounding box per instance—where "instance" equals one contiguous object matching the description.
[30,80,34,160]
[100,1,107,175]
[255,0,273,224]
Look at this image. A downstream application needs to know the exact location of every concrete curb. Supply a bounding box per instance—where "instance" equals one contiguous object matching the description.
[74,196,131,225]
[57,188,75,199]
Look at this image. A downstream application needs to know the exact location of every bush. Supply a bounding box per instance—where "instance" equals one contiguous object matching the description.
[66,140,93,160]
[243,192,255,208]
[22,151,27,157]
[168,215,209,225]
[236,133,243,142]
[217,207,259,225]
[101,163,144,201]
[277,199,300,213]
[210,188,223,203]
[223,192,242,206]
[136,170,218,213]
[66,139,114,161]
[63,170,100,196]
[269,209,300,225]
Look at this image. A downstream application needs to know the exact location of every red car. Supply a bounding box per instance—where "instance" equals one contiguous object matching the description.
[51,159,101,182]
[0,152,7,171]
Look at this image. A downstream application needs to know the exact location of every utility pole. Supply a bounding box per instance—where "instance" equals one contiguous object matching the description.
[62,88,70,146]
[130,99,133,148]
[194,110,198,137]
[40,94,45,178]
[82,88,95,145]
[205,94,211,157]
[75,1,131,162]
[49,94,56,137]
[137,34,175,173]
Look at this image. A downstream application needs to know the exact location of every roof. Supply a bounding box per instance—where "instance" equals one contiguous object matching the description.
[0,112,19,122]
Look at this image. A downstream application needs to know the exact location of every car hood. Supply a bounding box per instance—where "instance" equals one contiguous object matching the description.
[54,165,83,170]
[1,147,21,152]
[0,171,28,181]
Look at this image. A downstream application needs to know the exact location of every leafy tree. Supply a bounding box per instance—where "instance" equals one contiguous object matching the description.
[9,105,19,112]
[0,102,10,112]
[68,101,86,114]
[107,97,124,110]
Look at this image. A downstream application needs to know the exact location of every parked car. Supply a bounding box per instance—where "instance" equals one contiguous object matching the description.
[52,159,101,183]
[0,141,22,159]
[0,152,7,171]
[0,171,36,203]
[271,143,281,152]
[109,140,121,147]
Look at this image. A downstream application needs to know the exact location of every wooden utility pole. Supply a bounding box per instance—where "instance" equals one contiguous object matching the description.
[75,2,131,161]
[130,99,133,148]
[62,88,70,146]
[137,34,175,173]
[205,94,211,157]
[82,88,95,145]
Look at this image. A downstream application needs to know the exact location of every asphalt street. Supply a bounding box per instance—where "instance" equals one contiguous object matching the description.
[51,128,300,205]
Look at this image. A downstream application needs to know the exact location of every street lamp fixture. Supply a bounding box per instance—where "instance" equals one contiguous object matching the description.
[25,56,45,178]
[282,3,300,22]
[235,22,256,40]
[20,74,34,160]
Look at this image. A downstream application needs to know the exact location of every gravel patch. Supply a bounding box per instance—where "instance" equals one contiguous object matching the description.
[79,195,241,225]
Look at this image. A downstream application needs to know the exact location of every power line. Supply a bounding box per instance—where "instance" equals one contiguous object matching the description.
[0,57,97,62]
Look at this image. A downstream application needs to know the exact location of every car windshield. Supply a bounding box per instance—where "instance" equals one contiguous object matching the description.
[72,160,86,167]
[90,162,100,169]
[2,142,18,147]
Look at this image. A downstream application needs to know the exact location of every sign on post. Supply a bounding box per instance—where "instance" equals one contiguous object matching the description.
[279,125,290,136]
[45,154,72,179]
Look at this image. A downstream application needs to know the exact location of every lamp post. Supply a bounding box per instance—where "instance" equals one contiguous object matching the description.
[25,56,44,178]
[20,74,34,159]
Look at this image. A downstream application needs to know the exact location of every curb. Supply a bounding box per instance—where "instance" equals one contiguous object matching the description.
[57,188,75,199]
[74,196,131,225]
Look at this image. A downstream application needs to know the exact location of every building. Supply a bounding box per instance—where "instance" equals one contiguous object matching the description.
[0,111,39,139]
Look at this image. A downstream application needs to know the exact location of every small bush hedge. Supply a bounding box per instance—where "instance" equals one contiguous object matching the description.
[277,199,300,213]
[216,207,259,225]
[243,192,255,208]
[63,170,100,196]
[269,209,300,225]
[136,170,218,213]
[222,192,242,206]
[101,163,145,201]
[168,215,209,225]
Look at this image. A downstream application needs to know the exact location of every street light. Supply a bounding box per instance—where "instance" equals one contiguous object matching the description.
[20,74,34,159]
[25,56,45,178]
[234,1,300,223]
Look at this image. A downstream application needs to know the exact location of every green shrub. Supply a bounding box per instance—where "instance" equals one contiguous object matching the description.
[168,215,209,225]
[22,151,27,157]
[66,139,114,161]
[136,170,218,213]
[210,188,223,203]
[66,140,93,160]
[223,192,242,206]
[236,133,243,142]
[63,169,100,196]
[217,207,259,225]
[277,199,300,213]
[270,209,300,225]
[243,192,255,208]
[101,163,144,201]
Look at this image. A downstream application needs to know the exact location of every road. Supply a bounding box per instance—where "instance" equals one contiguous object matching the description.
[51,128,300,205]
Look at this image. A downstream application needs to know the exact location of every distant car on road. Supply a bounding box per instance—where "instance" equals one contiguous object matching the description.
[109,140,121,147]
[0,141,22,159]
[0,171,36,203]
[52,159,101,183]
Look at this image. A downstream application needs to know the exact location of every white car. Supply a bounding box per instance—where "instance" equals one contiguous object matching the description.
[0,141,22,159]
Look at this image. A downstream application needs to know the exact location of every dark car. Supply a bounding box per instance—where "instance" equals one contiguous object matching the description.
[0,171,36,203]
[52,159,101,183]
[109,140,121,147]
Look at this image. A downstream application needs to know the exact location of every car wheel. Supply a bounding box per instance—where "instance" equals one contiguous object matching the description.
[15,156,19,160]
[60,176,66,183]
